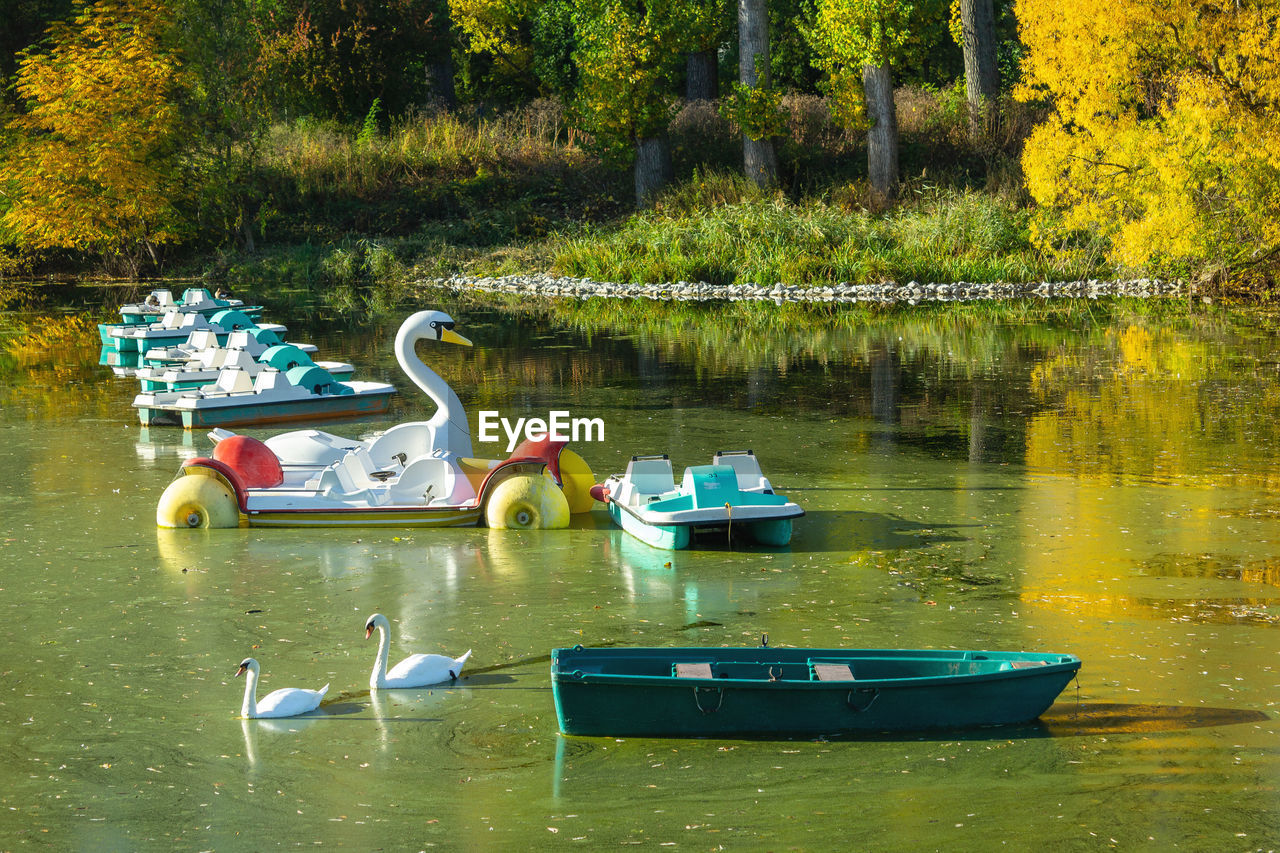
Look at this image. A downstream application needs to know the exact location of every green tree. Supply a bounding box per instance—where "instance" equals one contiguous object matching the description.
[255,0,447,120]
[3,0,189,272]
[805,0,917,200]
[170,0,274,250]
[573,0,696,206]
[451,0,579,101]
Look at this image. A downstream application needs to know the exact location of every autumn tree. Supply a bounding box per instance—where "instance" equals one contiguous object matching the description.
[1018,0,1280,285]
[574,0,695,206]
[451,0,580,101]
[3,0,189,272]
[805,0,916,201]
[0,0,76,108]
[255,0,446,120]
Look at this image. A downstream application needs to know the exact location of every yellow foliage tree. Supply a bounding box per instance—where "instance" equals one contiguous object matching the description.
[1018,0,1280,287]
[3,0,189,271]
[450,0,538,80]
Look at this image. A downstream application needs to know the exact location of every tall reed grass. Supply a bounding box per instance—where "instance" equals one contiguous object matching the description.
[545,176,1106,286]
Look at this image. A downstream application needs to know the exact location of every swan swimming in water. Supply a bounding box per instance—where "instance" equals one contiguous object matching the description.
[365,612,471,689]
[236,657,328,719]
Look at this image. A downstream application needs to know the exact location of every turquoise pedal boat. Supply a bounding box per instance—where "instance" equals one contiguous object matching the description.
[132,364,395,428]
[592,451,803,549]
[117,287,263,323]
[105,308,285,353]
[134,343,353,393]
[552,645,1082,738]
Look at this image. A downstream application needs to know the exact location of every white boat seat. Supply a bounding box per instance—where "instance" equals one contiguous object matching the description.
[307,454,388,505]
[344,450,396,487]
[251,368,286,393]
[626,457,676,495]
[195,346,236,370]
[712,451,772,492]
[221,348,257,370]
[674,662,713,679]
[209,367,254,395]
[366,422,437,470]
[184,329,220,352]
[154,290,176,307]
[387,456,456,505]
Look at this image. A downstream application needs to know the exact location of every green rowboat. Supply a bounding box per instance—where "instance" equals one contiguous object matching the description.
[552,645,1081,738]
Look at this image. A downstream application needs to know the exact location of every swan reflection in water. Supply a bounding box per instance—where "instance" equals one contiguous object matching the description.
[240,713,326,768]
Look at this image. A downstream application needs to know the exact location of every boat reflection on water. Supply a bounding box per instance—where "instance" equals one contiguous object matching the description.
[99,344,144,375]
[135,426,199,464]
[606,529,799,618]
[154,528,486,593]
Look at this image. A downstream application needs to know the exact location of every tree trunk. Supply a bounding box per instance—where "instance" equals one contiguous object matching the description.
[862,62,899,202]
[428,58,457,109]
[634,136,673,208]
[738,0,778,188]
[686,50,718,101]
[960,0,999,140]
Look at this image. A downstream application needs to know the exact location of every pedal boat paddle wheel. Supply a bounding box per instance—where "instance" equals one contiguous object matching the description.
[155,310,595,530]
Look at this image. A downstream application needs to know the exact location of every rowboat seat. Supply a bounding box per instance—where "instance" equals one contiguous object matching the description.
[674,662,713,679]
[811,663,855,681]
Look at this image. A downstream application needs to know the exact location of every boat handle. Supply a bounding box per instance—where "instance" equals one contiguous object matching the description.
[691,687,724,714]
[845,687,879,713]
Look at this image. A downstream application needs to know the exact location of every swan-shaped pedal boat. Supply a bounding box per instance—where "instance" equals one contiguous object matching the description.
[592,450,803,549]
[155,309,595,529]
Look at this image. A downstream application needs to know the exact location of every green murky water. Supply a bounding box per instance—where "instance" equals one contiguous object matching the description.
[2,295,1278,849]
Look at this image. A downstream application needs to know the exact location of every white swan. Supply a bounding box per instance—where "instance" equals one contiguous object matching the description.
[236,657,328,719]
[366,612,472,689]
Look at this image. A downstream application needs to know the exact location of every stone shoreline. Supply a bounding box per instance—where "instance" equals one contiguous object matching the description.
[425,274,1184,304]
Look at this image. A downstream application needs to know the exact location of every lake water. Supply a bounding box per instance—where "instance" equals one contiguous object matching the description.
[1,292,1278,849]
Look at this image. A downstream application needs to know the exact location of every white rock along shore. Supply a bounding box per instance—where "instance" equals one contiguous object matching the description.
[424,274,1184,304]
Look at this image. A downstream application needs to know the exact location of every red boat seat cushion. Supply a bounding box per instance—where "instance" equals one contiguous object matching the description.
[212,434,284,488]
